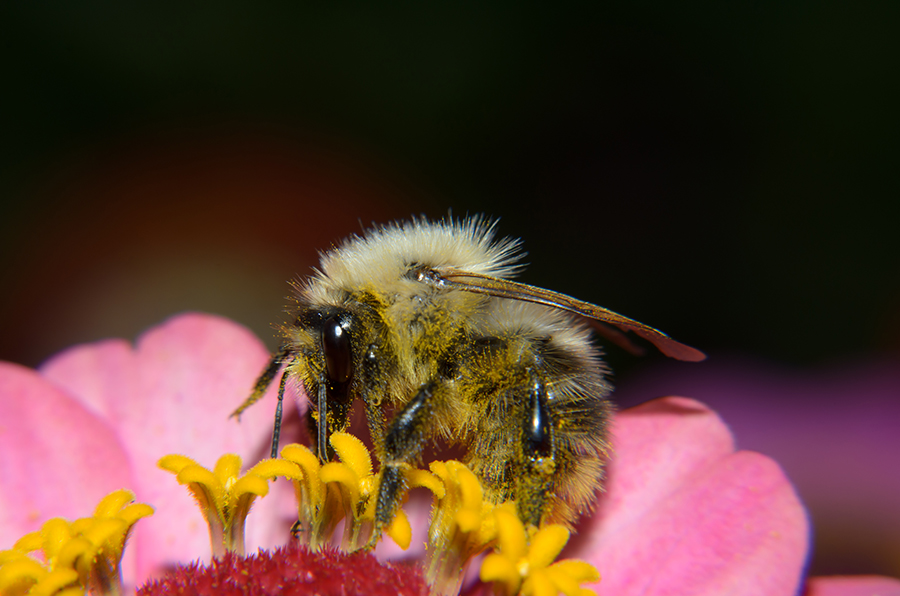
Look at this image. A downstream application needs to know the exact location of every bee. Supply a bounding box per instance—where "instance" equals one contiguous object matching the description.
[232,216,704,537]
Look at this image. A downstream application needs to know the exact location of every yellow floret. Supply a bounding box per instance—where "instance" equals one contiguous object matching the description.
[158,453,271,556]
[480,510,600,596]
[0,489,152,596]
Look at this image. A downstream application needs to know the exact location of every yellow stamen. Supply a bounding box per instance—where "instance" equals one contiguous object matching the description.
[330,432,373,479]
[28,568,81,596]
[480,552,519,592]
[423,461,503,596]
[0,555,50,595]
[386,509,412,551]
[527,525,569,569]
[480,510,600,596]
[262,434,440,553]
[0,489,152,596]
[263,443,334,551]
[159,453,270,556]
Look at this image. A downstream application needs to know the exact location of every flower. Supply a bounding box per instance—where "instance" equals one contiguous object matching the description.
[2,313,898,595]
[0,313,298,588]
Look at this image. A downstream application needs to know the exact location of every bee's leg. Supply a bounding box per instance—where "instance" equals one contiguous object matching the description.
[363,391,386,458]
[312,379,348,463]
[304,403,322,458]
[372,381,435,538]
[360,342,388,457]
[315,382,330,462]
[230,347,290,419]
[515,369,556,527]
[269,370,290,459]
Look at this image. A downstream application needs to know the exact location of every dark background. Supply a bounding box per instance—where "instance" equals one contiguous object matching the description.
[1,3,898,579]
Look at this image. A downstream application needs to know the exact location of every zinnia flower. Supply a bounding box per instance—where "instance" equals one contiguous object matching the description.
[1,313,898,595]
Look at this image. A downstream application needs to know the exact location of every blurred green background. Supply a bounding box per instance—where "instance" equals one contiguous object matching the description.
[1,2,898,579]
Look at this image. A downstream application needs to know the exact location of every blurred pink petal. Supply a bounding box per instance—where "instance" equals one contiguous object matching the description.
[5,313,298,584]
[804,575,900,596]
[616,356,900,580]
[0,362,132,540]
[573,396,809,596]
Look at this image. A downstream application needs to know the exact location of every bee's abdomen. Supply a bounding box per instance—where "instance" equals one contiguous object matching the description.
[460,301,613,526]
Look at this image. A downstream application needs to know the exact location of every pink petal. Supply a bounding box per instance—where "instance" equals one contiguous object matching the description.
[804,576,900,596]
[616,357,900,578]
[39,313,300,581]
[0,362,133,543]
[574,396,809,596]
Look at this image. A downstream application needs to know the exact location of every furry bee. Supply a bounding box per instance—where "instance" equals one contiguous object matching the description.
[232,217,704,536]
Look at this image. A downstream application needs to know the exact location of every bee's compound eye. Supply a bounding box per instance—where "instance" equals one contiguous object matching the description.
[322,315,353,385]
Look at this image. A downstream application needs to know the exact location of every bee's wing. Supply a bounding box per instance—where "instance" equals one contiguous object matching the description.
[433,269,706,362]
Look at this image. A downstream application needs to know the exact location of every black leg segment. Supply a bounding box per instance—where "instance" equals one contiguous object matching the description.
[269,369,290,459]
[374,382,436,533]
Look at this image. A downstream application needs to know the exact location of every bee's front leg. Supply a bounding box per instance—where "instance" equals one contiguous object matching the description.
[371,381,436,543]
